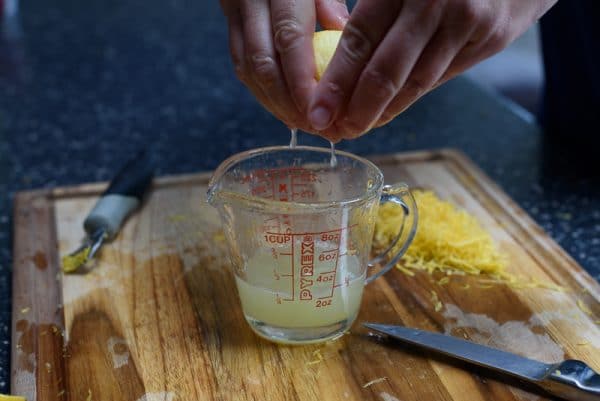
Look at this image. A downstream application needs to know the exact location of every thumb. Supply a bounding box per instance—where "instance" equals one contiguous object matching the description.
[315,0,349,30]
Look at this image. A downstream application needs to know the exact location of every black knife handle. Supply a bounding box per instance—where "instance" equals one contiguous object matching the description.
[541,360,600,401]
[83,148,154,239]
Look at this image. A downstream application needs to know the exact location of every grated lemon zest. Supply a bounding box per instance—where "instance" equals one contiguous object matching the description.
[577,299,593,316]
[362,377,388,388]
[168,214,187,222]
[375,190,507,276]
[437,277,450,285]
[396,265,415,276]
[0,396,26,401]
[306,349,325,366]
[430,290,443,311]
[213,231,226,243]
[374,190,566,291]
[61,246,90,273]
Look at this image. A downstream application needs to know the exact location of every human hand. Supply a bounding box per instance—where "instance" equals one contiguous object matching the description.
[308,0,558,141]
[219,0,349,133]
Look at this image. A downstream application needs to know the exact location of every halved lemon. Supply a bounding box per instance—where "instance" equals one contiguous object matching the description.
[313,30,343,80]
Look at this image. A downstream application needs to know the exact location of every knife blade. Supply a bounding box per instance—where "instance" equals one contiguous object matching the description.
[61,148,154,272]
[363,323,600,401]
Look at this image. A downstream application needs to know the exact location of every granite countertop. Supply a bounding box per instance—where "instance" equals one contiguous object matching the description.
[1,0,598,394]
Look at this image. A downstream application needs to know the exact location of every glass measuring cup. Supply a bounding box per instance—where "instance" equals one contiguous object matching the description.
[207,146,417,344]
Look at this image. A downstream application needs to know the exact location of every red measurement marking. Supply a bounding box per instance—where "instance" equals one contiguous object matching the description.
[316,299,332,307]
[271,176,275,200]
[263,224,357,237]
[262,217,281,233]
[290,230,295,301]
[318,270,337,275]
[316,273,334,283]
[333,276,351,288]
[258,217,356,303]
[264,233,292,244]
[326,228,343,298]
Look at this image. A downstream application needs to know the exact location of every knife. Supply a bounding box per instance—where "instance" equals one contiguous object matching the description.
[61,148,154,272]
[363,323,600,401]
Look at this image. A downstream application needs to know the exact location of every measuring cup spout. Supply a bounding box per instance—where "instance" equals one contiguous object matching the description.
[206,162,228,208]
[206,183,219,207]
[206,176,244,211]
[207,149,251,209]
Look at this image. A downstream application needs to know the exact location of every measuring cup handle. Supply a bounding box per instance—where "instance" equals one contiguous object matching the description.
[366,183,418,285]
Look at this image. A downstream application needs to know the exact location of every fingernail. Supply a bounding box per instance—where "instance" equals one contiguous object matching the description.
[309,106,332,130]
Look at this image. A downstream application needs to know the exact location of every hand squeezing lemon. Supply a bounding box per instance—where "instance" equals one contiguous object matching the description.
[313,30,342,80]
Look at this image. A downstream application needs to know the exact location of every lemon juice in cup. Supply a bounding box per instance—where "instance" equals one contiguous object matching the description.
[235,251,365,330]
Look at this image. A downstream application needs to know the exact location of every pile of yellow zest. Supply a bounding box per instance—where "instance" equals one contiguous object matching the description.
[0,395,26,401]
[61,246,90,273]
[374,190,508,277]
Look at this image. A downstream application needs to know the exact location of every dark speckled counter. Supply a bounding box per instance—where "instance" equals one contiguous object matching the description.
[1,0,598,393]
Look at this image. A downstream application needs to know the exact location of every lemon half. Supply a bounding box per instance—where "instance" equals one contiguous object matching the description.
[313,30,343,80]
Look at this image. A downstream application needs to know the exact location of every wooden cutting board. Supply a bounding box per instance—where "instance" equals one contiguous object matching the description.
[12,149,600,401]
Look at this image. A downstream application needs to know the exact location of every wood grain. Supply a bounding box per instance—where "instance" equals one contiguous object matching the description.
[11,190,66,401]
[11,149,600,401]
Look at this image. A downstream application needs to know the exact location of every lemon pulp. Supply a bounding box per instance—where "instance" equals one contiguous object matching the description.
[313,30,343,80]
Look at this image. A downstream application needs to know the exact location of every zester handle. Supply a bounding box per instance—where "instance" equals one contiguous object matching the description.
[83,148,154,239]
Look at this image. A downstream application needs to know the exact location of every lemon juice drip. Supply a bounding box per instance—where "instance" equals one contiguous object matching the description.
[289,128,297,148]
[329,140,338,168]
